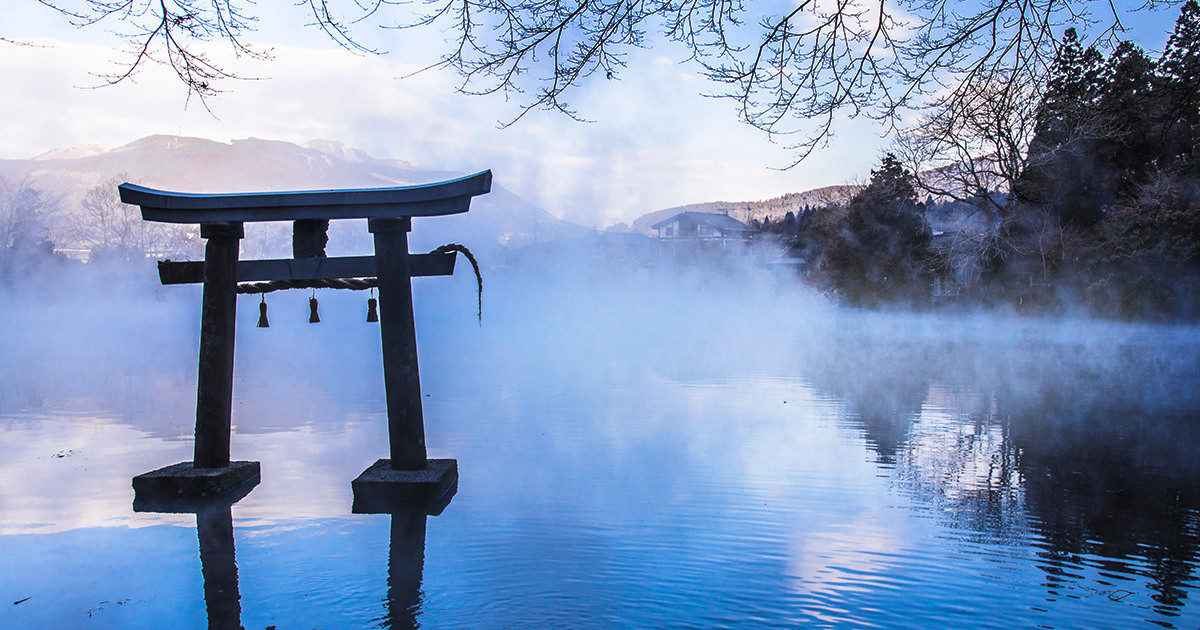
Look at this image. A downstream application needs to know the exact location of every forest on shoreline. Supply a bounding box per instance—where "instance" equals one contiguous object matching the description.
[755,2,1200,321]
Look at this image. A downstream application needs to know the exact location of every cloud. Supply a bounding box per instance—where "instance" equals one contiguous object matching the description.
[0,33,887,227]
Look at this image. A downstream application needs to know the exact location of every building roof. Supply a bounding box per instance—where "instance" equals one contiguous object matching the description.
[650,211,751,232]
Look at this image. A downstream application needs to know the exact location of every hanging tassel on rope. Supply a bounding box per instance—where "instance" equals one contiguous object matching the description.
[366,288,379,323]
[308,291,320,324]
[257,295,270,328]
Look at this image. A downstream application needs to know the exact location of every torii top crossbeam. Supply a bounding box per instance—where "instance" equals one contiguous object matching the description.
[119,170,492,223]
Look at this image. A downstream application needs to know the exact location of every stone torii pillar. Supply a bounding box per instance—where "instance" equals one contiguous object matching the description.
[121,171,491,503]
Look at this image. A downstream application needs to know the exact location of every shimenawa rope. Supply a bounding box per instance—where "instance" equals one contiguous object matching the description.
[236,243,483,322]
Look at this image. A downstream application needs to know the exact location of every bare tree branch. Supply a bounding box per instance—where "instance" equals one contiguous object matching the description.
[22,0,1190,162]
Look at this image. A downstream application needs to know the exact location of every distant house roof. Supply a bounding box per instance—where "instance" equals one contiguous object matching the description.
[651,211,751,233]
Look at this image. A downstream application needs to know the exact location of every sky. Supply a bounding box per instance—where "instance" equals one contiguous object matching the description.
[0,2,898,228]
[0,2,1185,228]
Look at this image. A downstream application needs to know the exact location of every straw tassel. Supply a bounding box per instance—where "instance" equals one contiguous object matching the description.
[366,290,379,323]
[257,296,269,328]
[308,295,320,323]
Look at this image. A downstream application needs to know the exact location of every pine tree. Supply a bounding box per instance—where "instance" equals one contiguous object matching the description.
[1093,41,1158,202]
[824,154,932,304]
[1031,28,1106,148]
[1156,0,1200,171]
[1099,1,1200,276]
[1018,28,1109,227]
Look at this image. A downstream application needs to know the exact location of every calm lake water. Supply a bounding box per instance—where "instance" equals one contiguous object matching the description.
[1,257,1198,629]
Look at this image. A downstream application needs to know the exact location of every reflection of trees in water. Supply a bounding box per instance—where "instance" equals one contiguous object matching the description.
[843,374,927,465]
[800,336,933,465]
[800,325,1200,619]
[989,336,1200,616]
[1010,399,1200,617]
[903,389,1199,618]
[801,333,1020,533]
[893,389,1029,543]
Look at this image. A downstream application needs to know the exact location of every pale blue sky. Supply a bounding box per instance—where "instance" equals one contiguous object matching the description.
[0,2,1185,227]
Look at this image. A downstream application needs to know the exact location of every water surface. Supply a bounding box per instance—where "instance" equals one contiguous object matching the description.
[1,260,1197,628]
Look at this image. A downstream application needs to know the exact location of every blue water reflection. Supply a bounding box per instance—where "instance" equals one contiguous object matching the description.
[1,261,1198,628]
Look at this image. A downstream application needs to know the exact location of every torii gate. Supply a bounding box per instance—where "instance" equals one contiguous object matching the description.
[121,171,491,505]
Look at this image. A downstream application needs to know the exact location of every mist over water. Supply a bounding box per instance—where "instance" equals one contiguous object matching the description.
[1,247,1198,628]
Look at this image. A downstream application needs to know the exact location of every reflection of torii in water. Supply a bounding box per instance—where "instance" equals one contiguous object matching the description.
[121,171,491,504]
[134,481,259,630]
[358,483,458,629]
[133,477,454,629]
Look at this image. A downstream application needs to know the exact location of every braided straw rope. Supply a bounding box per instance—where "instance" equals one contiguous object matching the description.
[236,244,483,321]
[237,277,377,294]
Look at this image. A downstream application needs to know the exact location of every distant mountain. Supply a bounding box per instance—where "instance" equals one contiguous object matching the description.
[625,185,858,234]
[300,139,391,166]
[33,143,109,161]
[0,135,588,256]
[4,135,888,261]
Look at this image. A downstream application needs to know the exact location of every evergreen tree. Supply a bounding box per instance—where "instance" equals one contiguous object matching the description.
[1093,41,1158,202]
[1018,29,1109,228]
[1156,0,1200,171]
[1031,28,1106,148]
[823,154,932,304]
[1096,1,1200,295]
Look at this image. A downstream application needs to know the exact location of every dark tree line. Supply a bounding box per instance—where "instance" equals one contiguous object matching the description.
[1016,10,1199,232]
[785,153,931,306]
[776,2,1200,318]
[1011,1,1200,318]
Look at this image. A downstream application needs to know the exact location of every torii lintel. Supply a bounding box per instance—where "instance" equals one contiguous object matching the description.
[118,170,492,223]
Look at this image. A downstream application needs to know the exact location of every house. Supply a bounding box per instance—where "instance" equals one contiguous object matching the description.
[650,211,752,247]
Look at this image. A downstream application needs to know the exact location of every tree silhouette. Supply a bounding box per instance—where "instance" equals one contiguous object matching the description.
[1015,28,1110,228]
[1156,0,1200,170]
[814,154,931,304]
[0,178,60,280]
[68,177,171,261]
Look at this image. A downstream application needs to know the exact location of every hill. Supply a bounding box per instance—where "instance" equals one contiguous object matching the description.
[624,185,858,234]
[0,135,589,257]
[2,134,882,262]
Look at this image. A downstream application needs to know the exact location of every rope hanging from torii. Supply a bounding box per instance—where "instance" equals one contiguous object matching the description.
[236,244,483,321]
[238,277,379,293]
